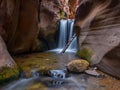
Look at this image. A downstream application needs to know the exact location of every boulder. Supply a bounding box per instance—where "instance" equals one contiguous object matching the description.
[67,60,89,73]
[75,0,120,78]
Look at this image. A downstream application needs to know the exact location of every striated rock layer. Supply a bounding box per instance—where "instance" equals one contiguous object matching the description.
[75,0,120,78]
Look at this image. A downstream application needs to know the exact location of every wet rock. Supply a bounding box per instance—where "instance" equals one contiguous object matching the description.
[67,60,89,73]
[85,68,100,77]
[30,69,40,77]
[48,70,69,79]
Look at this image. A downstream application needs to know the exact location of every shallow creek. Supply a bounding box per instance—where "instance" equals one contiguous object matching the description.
[1,52,120,90]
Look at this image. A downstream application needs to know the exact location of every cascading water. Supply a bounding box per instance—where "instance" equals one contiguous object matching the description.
[67,19,77,51]
[51,19,77,53]
[58,20,68,49]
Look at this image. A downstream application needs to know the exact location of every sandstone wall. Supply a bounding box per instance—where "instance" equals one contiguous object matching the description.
[75,0,120,78]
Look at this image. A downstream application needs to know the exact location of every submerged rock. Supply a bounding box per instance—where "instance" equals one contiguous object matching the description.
[67,60,89,73]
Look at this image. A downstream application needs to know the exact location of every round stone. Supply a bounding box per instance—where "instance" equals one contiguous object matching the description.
[66,60,89,73]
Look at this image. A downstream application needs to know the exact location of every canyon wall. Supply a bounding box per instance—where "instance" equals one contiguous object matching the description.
[38,0,61,49]
[0,0,78,67]
[75,0,120,78]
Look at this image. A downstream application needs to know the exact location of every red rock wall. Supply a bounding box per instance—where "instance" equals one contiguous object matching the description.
[7,0,39,54]
[38,0,61,49]
[0,0,79,67]
[75,0,120,78]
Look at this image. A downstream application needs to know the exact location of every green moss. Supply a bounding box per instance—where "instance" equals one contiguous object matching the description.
[0,66,20,85]
[60,11,65,19]
[77,48,93,62]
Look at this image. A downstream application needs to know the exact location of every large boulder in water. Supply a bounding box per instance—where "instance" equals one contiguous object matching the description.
[66,60,89,73]
[75,0,120,78]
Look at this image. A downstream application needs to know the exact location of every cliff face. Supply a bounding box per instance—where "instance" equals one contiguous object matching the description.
[0,0,19,67]
[8,0,39,54]
[68,0,79,19]
[38,0,61,49]
[75,0,120,78]
[0,0,39,54]
[0,0,72,67]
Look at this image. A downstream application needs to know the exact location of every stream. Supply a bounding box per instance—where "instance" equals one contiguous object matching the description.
[1,52,97,90]
[1,52,120,90]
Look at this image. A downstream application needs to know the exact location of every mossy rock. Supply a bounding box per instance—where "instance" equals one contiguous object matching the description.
[77,48,93,63]
[67,60,89,73]
[0,66,20,85]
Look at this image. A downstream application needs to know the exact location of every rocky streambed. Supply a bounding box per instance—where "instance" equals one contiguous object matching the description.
[1,52,120,90]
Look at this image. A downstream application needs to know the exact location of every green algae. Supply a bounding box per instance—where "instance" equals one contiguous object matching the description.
[77,48,93,63]
[14,52,59,77]
[0,66,19,85]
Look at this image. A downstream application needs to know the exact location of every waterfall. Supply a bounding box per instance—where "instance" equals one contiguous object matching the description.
[58,20,68,48]
[50,19,77,53]
[67,19,77,51]
[58,19,77,52]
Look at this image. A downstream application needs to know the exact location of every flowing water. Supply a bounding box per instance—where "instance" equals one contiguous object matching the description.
[51,19,77,53]
[1,53,85,90]
[1,52,120,90]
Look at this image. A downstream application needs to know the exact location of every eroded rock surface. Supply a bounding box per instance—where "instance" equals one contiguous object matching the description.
[75,0,120,78]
